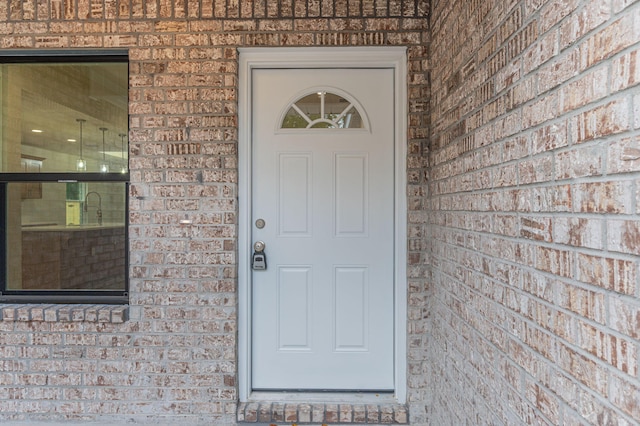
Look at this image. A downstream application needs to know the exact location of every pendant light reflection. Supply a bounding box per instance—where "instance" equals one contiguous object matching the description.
[76,118,86,171]
[99,127,109,173]
[119,133,127,174]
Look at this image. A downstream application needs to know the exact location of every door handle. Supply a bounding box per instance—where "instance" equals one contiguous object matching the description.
[253,241,265,252]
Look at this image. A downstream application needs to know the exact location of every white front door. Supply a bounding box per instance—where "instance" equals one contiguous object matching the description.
[251,68,395,391]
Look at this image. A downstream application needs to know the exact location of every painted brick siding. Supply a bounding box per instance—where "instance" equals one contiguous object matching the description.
[426,0,640,424]
[0,0,430,424]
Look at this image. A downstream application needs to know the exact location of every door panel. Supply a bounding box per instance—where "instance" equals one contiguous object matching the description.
[334,266,368,350]
[278,154,312,236]
[335,154,368,236]
[277,266,312,350]
[251,68,394,391]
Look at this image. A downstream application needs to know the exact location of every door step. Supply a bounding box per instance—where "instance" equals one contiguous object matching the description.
[237,401,408,424]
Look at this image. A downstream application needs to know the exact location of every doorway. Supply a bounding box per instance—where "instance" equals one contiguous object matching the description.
[238,47,407,401]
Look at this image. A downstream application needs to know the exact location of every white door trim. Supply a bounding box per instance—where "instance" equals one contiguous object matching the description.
[238,46,408,403]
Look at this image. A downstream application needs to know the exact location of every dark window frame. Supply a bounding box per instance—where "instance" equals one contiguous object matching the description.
[0,50,129,305]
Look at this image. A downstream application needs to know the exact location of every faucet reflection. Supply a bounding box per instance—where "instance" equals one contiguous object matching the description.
[83,191,102,226]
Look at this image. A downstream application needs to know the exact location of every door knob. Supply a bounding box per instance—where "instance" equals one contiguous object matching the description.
[252,241,267,270]
[253,241,265,252]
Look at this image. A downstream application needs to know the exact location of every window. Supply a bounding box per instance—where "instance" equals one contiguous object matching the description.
[0,51,129,304]
[281,89,367,129]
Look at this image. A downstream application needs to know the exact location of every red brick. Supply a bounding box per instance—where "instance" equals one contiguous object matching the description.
[607,219,640,255]
[553,217,603,249]
[577,253,638,295]
[520,216,552,242]
[579,15,636,69]
[518,155,553,184]
[325,404,339,423]
[555,146,603,179]
[573,181,632,214]
[577,321,637,374]
[539,0,580,33]
[538,49,579,93]
[522,92,558,128]
[312,404,325,423]
[503,135,530,161]
[607,136,640,174]
[559,0,610,49]
[525,381,560,424]
[570,100,630,143]
[535,246,574,277]
[531,122,568,154]
[557,343,608,395]
[612,48,640,92]
[613,0,637,12]
[560,66,609,112]
[610,374,640,419]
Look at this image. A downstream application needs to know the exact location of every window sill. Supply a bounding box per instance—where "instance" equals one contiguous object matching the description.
[0,304,128,323]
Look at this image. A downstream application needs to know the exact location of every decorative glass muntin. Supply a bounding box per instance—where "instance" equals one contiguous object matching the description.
[281,88,368,130]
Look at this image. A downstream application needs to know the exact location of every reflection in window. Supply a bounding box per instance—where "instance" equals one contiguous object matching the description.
[1,62,129,173]
[282,91,365,129]
[7,182,126,292]
[0,52,129,304]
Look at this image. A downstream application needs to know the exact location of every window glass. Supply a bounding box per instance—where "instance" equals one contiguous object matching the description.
[0,53,128,304]
[0,62,129,173]
[281,91,364,129]
[7,182,126,292]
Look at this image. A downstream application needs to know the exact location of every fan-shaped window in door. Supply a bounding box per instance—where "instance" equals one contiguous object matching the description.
[281,89,368,129]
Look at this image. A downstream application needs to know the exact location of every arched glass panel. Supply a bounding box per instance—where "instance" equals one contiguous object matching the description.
[281,91,365,129]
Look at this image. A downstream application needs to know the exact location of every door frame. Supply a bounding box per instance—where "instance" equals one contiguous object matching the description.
[238,47,408,403]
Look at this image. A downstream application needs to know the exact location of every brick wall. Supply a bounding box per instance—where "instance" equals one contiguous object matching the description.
[426,0,640,424]
[0,0,430,424]
[5,0,636,424]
